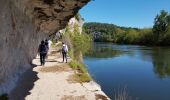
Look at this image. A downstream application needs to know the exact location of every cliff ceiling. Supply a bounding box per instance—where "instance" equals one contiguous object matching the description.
[0,0,90,94]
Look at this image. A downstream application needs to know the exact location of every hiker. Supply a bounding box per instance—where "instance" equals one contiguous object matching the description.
[61,42,68,63]
[48,40,52,48]
[45,39,49,59]
[45,39,49,51]
[38,40,48,66]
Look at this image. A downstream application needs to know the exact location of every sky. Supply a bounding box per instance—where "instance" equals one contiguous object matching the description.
[80,0,170,28]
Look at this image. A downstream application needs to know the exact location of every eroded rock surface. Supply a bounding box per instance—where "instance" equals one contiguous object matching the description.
[0,0,89,94]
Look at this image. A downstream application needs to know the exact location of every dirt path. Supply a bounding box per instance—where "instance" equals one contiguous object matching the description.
[9,43,110,100]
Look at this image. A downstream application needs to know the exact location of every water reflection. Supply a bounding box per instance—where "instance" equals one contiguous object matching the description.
[152,47,170,78]
[84,43,170,100]
[85,43,170,79]
[85,47,123,58]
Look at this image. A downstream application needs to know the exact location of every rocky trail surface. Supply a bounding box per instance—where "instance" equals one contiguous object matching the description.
[9,43,110,100]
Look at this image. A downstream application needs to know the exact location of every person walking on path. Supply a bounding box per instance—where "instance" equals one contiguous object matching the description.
[45,39,49,59]
[48,40,52,49]
[38,40,48,66]
[61,42,68,63]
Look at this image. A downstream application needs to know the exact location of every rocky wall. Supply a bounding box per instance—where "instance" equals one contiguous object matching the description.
[0,0,89,94]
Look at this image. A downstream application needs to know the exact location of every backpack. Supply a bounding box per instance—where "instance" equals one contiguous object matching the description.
[39,44,47,53]
[45,41,49,48]
[62,44,68,53]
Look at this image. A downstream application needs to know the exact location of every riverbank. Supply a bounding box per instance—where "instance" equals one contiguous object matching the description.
[8,43,110,100]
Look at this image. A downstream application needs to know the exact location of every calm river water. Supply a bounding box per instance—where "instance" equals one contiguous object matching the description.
[84,42,170,100]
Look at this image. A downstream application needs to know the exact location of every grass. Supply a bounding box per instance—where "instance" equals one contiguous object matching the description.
[62,21,92,83]
[75,73,92,83]
[68,60,92,83]
[114,87,132,100]
[51,42,56,48]
[68,60,87,73]
[0,94,8,100]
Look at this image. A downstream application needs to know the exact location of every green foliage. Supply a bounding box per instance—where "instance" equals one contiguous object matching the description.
[68,50,74,59]
[0,94,8,100]
[153,10,170,44]
[64,24,92,56]
[83,10,170,46]
[68,60,87,73]
[50,41,56,48]
[83,22,149,44]
[63,21,92,83]
[75,73,92,83]
[68,60,92,82]
[85,46,123,58]
[68,60,78,69]
[83,22,118,42]
[72,33,92,54]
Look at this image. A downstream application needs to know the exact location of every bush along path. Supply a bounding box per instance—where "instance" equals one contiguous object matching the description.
[8,42,110,100]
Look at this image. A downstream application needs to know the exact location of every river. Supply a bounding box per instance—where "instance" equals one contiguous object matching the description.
[84,42,170,100]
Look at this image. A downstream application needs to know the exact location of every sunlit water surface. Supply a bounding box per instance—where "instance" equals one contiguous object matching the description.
[84,43,170,100]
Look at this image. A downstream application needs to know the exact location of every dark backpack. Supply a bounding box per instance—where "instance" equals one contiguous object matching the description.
[39,44,47,53]
[62,47,66,53]
[45,41,49,50]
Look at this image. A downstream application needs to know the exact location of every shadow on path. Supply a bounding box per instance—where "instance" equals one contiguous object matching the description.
[46,60,63,63]
[9,64,39,100]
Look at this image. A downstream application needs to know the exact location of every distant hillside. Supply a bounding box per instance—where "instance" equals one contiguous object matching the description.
[83,22,145,43]
[83,10,170,46]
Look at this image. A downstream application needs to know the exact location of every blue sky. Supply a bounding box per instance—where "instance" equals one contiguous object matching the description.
[80,0,170,28]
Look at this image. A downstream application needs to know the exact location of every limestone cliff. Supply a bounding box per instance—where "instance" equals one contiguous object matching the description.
[0,0,90,95]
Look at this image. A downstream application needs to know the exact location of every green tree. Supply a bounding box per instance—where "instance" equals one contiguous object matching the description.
[153,10,169,44]
[124,29,140,44]
[139,28,154,45]
[84,10,170,46]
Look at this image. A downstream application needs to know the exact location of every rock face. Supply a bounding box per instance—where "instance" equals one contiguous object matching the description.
[0,0,89,95]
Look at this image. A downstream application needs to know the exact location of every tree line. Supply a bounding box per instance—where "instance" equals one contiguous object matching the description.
[83,10,170,46]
